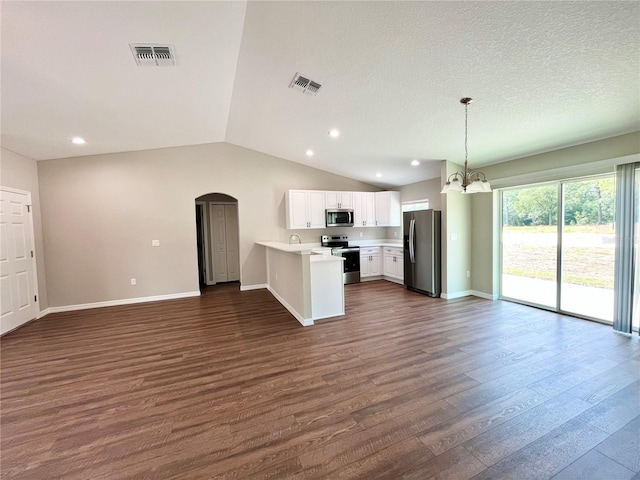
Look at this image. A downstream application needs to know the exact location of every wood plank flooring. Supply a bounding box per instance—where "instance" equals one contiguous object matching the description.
[1,280,639,479]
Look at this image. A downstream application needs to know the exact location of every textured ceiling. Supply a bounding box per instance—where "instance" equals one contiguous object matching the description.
[2,1,639,188]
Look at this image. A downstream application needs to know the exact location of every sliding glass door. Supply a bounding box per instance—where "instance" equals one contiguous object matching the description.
[500,174,616,323]
[502,185,558,309]
[560,178,615,321]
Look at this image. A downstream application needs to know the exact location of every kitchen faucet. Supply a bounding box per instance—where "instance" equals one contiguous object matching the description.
[289,234,301,244]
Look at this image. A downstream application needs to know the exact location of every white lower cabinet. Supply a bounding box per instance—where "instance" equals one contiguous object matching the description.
[383,247,404,281]
[360,247,381,278]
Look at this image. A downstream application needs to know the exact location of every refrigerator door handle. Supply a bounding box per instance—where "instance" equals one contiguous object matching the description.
[409,218,415,263]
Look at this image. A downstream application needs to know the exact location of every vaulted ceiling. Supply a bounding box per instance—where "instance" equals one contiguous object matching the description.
[2,1,639,187]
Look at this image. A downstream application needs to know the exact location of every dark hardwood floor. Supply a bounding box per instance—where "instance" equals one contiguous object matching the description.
[1,281,639,479]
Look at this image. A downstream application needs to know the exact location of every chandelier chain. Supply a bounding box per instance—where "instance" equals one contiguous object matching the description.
[464,101,468,170]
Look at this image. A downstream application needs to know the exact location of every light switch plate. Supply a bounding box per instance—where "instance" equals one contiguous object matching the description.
[152,240,160,247]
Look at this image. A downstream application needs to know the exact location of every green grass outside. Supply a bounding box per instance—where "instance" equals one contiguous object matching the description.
[503,225,615,289]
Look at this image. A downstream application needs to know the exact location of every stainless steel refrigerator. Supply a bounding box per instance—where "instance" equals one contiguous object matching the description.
[403,209,441,297]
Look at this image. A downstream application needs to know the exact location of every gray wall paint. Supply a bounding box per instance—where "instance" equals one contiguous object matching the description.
[481,132,640,184]
[38,142,382,308]
[470,193,494,295]
[399,177,442,209]
[1,148,48,310]
[441,160,472,296]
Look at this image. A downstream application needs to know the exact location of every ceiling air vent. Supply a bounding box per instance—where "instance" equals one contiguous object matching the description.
[289,73,321,96]
[129,44,175,67]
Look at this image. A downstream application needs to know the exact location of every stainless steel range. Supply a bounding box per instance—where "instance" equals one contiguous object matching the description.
[321,235,360,284]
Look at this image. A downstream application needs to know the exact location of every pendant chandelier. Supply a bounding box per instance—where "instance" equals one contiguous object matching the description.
[441,97,492,194]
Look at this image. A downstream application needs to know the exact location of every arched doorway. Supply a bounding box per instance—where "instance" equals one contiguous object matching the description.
[195,193,239,289]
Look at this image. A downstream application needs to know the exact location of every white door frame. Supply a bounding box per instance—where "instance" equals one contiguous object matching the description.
[1,186,40,335]
[195,201,215,285]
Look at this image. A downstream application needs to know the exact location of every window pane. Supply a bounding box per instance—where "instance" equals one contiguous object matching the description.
[501,185,558,308]
[560,176,615,321]
[402,200,429,212]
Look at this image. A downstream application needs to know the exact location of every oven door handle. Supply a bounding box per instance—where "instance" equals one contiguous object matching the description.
[335,247,360,254]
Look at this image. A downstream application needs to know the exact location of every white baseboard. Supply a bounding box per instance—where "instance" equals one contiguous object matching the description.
[240,283,268,291]
[441,290,472,300]
[441,290,498,301]
[47,291,201,314]
[470,290,499,301]
[266,286,313,327]
[37,308,51,319]
[311,312,344,322]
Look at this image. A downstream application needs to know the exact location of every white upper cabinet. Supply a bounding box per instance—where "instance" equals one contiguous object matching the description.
[325,191,353,209]
[286,189,399,229]
[286,190,326,229]
[352,192,376,227]
[374,191,401,227]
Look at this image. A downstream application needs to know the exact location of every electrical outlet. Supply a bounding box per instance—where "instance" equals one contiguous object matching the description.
[360,231,363,238]
[130,278,137,285]
[394,231,397,237]
[466,270,470,278]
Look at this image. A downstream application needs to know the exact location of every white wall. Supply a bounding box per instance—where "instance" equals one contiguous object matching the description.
[37,142,382,308]
[1,148,48,310]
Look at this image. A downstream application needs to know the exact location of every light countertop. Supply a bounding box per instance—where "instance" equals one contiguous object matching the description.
[354,239,402,248]
[256,241,324,255]
[256,239,402,254]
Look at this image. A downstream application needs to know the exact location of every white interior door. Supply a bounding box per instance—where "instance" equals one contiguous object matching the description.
[211,204,228,283]
[1,188,37,335]
[209,203,240,284]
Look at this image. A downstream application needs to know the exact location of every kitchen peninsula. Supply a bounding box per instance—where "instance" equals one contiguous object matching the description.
[256,242,345,326]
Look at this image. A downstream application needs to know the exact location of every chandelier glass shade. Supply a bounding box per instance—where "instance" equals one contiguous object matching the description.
[441,97,492,194]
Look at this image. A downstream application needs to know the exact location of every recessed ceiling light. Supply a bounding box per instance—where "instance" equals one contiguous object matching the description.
[72,137,86,145]
[376,172,382,178]
[306,149,314,157]
[411,159,420,166]
[328,129,340,138]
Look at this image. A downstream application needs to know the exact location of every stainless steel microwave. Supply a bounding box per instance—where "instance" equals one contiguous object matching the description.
[326,209,354,227]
